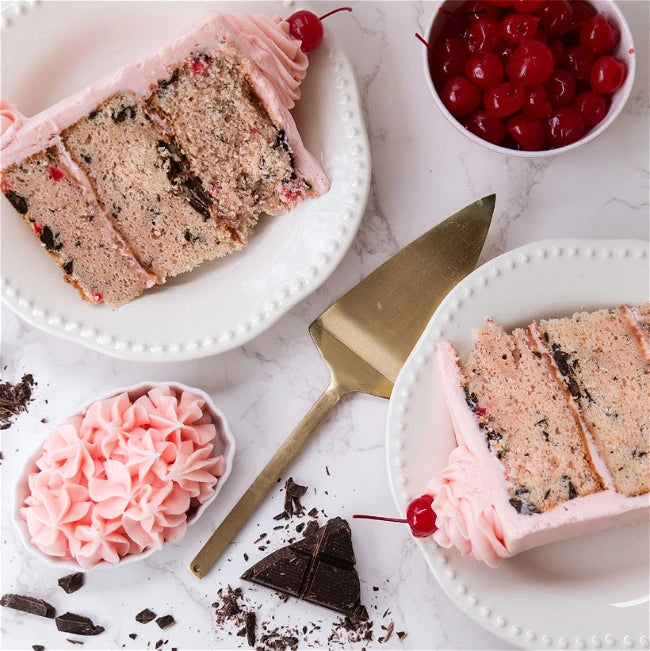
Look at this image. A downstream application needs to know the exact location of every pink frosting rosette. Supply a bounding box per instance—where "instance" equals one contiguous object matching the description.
[21,385,226,568]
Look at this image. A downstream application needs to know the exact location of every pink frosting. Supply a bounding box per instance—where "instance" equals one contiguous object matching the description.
[427,341,649,566]
[0,14,329,195]
[21,385,225,568]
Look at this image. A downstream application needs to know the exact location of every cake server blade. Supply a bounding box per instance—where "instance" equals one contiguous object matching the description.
[189,194,495,578]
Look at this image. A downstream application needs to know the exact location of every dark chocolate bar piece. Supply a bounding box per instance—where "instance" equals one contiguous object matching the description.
[55,612,105,636]
[58,573,85,594]
[245,611,256,647]
[0,594,55,618]
[156,614,175,629]
[241,518,362,616]
[135,608,156,623]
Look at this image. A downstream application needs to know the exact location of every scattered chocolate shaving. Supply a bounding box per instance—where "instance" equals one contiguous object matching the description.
[1,593,55,618]
[128,634,137,640]
[245,611,256,647]
[135,608,156,623]
[155,640,163,649]
[397,631,407,641]
[55,612,104,636]
[66,640,84,646]
[156,615,175,630]
[58,572,84,594]
[295,522,305,533]
[253,533,267,544]
[303,520,319,538]
[0,374,35,429]
[282,477,308,516]
[380,621,394,643]
[325,466,330,476]
[273,511,288,521]
[243,553,249,562]
[32,646,44,651]
[307,507,319,518]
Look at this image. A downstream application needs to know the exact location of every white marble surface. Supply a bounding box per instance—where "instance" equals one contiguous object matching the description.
[1,1,649,650]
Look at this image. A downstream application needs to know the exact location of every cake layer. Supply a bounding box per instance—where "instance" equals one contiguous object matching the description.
[1,147,153,307]
[62,92,239,282]
[462,324,604,514]
[147,48,310,224]
[537,308,649,497]
[430,339,649,567]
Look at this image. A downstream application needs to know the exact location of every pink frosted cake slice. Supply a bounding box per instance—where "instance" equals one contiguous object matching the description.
[1,14,329,308]
[428,305,649,566]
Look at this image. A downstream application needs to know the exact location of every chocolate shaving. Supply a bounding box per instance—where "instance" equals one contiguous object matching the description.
[58,572,84,594]
[32,646,44,651]
[128,634,137,640]
[66,640,84,646]
[135,608,156,623]
[0,374,35,429]
[1,593,55,618]
[245,611,256,647]
[156,615,175,630]
[397,631,408,641]
[55,612,104,636]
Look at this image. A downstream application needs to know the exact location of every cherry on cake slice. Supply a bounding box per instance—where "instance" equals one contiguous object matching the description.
[1,13,330,307]
[427,305,649,566]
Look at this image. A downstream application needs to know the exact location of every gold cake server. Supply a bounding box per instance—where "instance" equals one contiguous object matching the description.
[189,194,495,578]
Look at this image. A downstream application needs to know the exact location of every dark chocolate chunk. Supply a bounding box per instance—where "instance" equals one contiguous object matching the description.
[32,646,44,651]
[88,110,99,120]
[81,154,92,165]
[128,634,137,640]
[1,594,55,618]
[397,631,408,641]
[62,260,74,275]
[5,190,29,214]
[156,615,175,630]
[182,176,212,220]
[111,105,137,123]
[285,477,307,500]
[54,612,104,636]
[241,518,362,616]
[274,128,289,152]
[155,640,163,649]
[135,608,156,623]
[245,611,256,647]
[303,520,319,538]
[158,68,180,90]
[568,480,578,500]
[39,226,63,252]
[58,572,84,594]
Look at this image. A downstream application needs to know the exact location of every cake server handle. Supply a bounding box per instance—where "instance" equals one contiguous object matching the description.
[188,380,343,578]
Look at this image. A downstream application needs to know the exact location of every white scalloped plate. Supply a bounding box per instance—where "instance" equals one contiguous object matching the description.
[0,1,369,361]
[386,239,650,651]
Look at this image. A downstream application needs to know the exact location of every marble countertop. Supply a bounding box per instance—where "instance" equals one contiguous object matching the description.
[1,1,648,650]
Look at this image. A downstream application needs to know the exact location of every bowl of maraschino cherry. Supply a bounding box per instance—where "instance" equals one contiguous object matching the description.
[418,0,635,155]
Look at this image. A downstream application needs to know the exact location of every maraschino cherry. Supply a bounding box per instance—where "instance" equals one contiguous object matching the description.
[287,7,352,53]
[354,494,438,538]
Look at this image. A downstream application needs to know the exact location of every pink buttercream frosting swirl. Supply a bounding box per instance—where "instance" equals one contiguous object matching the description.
[223,15,308,110]
[21,385,225,568]
[0,101,25,151]
[427,446,508,568]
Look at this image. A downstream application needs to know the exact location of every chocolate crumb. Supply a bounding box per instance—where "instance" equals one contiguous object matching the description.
[326,466,330,476]
[273,512,288,521]
[0,374,35,429]
[253,533,267,545]
[245,611,256,647]
[397,631,407,641]
[155,640,163,649]
[243,553,249,562]
[58,572,84,594]
[237,627,246,637]
[32,646,44,651]
[372,586,379,592]
[128,634,137,640]
[295,522,305,533]
[135,609,156,624]
[307,507,318,518]
[156,615,175,630]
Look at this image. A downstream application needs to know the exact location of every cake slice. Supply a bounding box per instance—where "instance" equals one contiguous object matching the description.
[1,13,329,307]
[428,305,649,566]
[0,146,153,308]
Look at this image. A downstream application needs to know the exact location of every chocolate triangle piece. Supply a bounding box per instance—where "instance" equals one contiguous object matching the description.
[241,547,310,598]
[241,517,362,616]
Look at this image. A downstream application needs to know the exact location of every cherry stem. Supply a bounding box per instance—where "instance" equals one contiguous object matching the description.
[414,32,432,52]
[319,7,353,21]
[353,514,409,524]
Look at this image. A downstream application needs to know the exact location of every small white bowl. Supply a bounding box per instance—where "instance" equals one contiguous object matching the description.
[424,0,636,157]
[14,381,235,571]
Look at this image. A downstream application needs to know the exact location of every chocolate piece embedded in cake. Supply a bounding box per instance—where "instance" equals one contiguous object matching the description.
[62,93,240,282]
[241,518,362,616]
[462,324,604,514]
[1,148,152,307]
[148,51,311,231]
[537,307,650,497]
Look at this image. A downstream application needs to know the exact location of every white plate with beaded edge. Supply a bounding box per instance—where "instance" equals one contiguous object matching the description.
[386,239,650,651]
[0,1,369,362]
